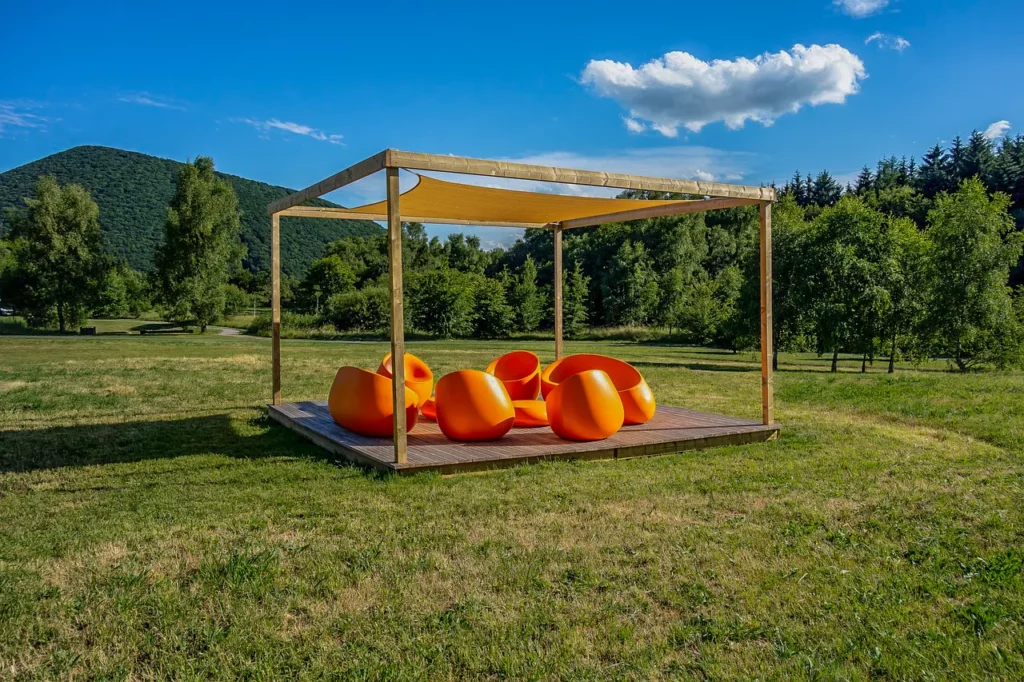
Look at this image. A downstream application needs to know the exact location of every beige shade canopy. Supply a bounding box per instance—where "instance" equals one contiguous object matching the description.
[334,173,700,227]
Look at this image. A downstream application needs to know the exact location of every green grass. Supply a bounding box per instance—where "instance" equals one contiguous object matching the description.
[1,334,1022,680]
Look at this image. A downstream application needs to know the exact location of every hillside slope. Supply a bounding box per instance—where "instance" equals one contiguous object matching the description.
[0,146,382,276]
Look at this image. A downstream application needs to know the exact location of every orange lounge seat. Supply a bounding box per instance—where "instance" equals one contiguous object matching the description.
[511,399,548,427]
[378,352,434,406]
[328,366,419,438]
[486,350,542,400]
[541,354,655,425]
[546,369,624,441]
[420,397,437,421]
[434,369,515,441]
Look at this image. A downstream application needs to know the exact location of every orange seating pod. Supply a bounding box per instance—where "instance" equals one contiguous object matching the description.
[546,369,624,441]
[420,397,437,421]
[328,366,419,438]
[511,399,549,427]
[541,353,656,425]
[378,352,434,407]
[434,370,515,441]
[485,350,542,400]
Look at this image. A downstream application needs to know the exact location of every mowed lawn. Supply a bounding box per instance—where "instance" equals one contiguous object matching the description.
[1,334,1022,680]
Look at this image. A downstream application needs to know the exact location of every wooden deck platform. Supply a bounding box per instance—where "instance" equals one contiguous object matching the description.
[268,401,779,474]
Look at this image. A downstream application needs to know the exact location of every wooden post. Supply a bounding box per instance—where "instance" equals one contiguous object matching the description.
[386,167,407,464]
[759,202,774,425]
[271,212,281,405]
[553,225,564,360]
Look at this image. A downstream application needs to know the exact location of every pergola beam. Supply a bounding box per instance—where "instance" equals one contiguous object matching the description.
[267,150,388,215]
[277,206,548,229]
[386,149,775,201]
[557,197,762,230]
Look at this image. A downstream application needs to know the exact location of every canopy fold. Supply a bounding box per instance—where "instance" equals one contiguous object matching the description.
[339,173,698,226]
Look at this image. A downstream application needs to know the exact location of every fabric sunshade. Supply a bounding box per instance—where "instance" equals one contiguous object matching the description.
[340,173,698,226]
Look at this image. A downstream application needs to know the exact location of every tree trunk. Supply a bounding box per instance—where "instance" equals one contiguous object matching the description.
[831,347,839,373]
[57,302,66,334]
[861,353,867,373]
[888,333,897,374]
[773,347,779,372]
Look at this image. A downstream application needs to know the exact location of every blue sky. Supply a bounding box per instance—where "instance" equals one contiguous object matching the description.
[2,0,1021,246]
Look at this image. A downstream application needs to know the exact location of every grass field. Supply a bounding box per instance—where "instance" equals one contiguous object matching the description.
[1,333,1022,680]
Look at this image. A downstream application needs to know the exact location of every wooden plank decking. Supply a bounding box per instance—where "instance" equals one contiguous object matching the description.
[268,401,779,474]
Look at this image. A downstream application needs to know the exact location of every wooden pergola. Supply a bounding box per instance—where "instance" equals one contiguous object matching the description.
[267,149,776,470]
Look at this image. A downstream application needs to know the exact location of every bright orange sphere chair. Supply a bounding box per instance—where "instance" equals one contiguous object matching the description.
[485,350,542,400]
[434,370,515,441]
[546,369,624,441]
[378,352,434,406]
[541,354,656,425]
[512,399,549,427]
[328,366,419,438]
[420,397,437,421]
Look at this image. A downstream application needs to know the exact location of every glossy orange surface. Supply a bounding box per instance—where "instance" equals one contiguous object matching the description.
[435,370,515,441]
[546,369,624,441]
[378,352,434,406]
[420,397,437,421]
[485,350,542,400]
[541,354,656,424]
[511,399,549,427]
[328,366,419,438]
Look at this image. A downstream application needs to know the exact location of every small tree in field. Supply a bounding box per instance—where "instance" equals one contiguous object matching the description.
[509,254,542,332]
[155,157,244,331]
[1,176,106,331]
[562,260,590,338]
[924,178,1024,370]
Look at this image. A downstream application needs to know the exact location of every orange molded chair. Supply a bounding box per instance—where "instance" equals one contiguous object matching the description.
[486,350,542,400]
[420,397,437,421]
[328,366,419,438]
[434,370,515,441]
[541,354,656,425]
[378,352,434,407]
[512,399,549,427]
[546,369,624,441]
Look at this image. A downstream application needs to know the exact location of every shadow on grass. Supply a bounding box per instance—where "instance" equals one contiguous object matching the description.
[630,360,757,373]
[0,411,369,475]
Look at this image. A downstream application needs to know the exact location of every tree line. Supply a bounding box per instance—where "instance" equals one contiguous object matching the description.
[0,158,254,332]
[3,130,1024,371]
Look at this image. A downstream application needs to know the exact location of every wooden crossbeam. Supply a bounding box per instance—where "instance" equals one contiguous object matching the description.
[386,149,775,201]
[267,151,387,215]
[277,206,548,229]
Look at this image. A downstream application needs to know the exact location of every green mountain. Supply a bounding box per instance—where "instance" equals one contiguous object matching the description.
[0,145,382,276]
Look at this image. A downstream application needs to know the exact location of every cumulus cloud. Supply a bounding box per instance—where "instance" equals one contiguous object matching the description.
[983,120,1011,140]
[834,0,889,18]
[581,44,866,136]
[117,92,186,110]
[235,117,343,145]
[623,116,646,134]
[0,100,49,134]
[865,32,910,51]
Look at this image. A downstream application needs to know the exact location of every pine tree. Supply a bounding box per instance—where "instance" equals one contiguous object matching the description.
[563,260,590,338]
[602,240,659,326]
[917,143,951,198]
[855,166,874,194]
[509,254,542,331]
[949,135,967,182]
[961,130,996,184]
[811,170,842,206]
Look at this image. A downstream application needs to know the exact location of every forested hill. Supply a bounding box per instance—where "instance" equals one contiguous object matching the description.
[0,146,382,276]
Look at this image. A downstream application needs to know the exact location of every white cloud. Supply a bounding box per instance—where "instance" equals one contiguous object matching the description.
[117,92,186,110]
[834,0,889,18]
[581,44,866,136]
[0,101,49,134]
[623,116,646,134]
[235,117,343,145]
[865,32,910,51]
[983,120,1011,140]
